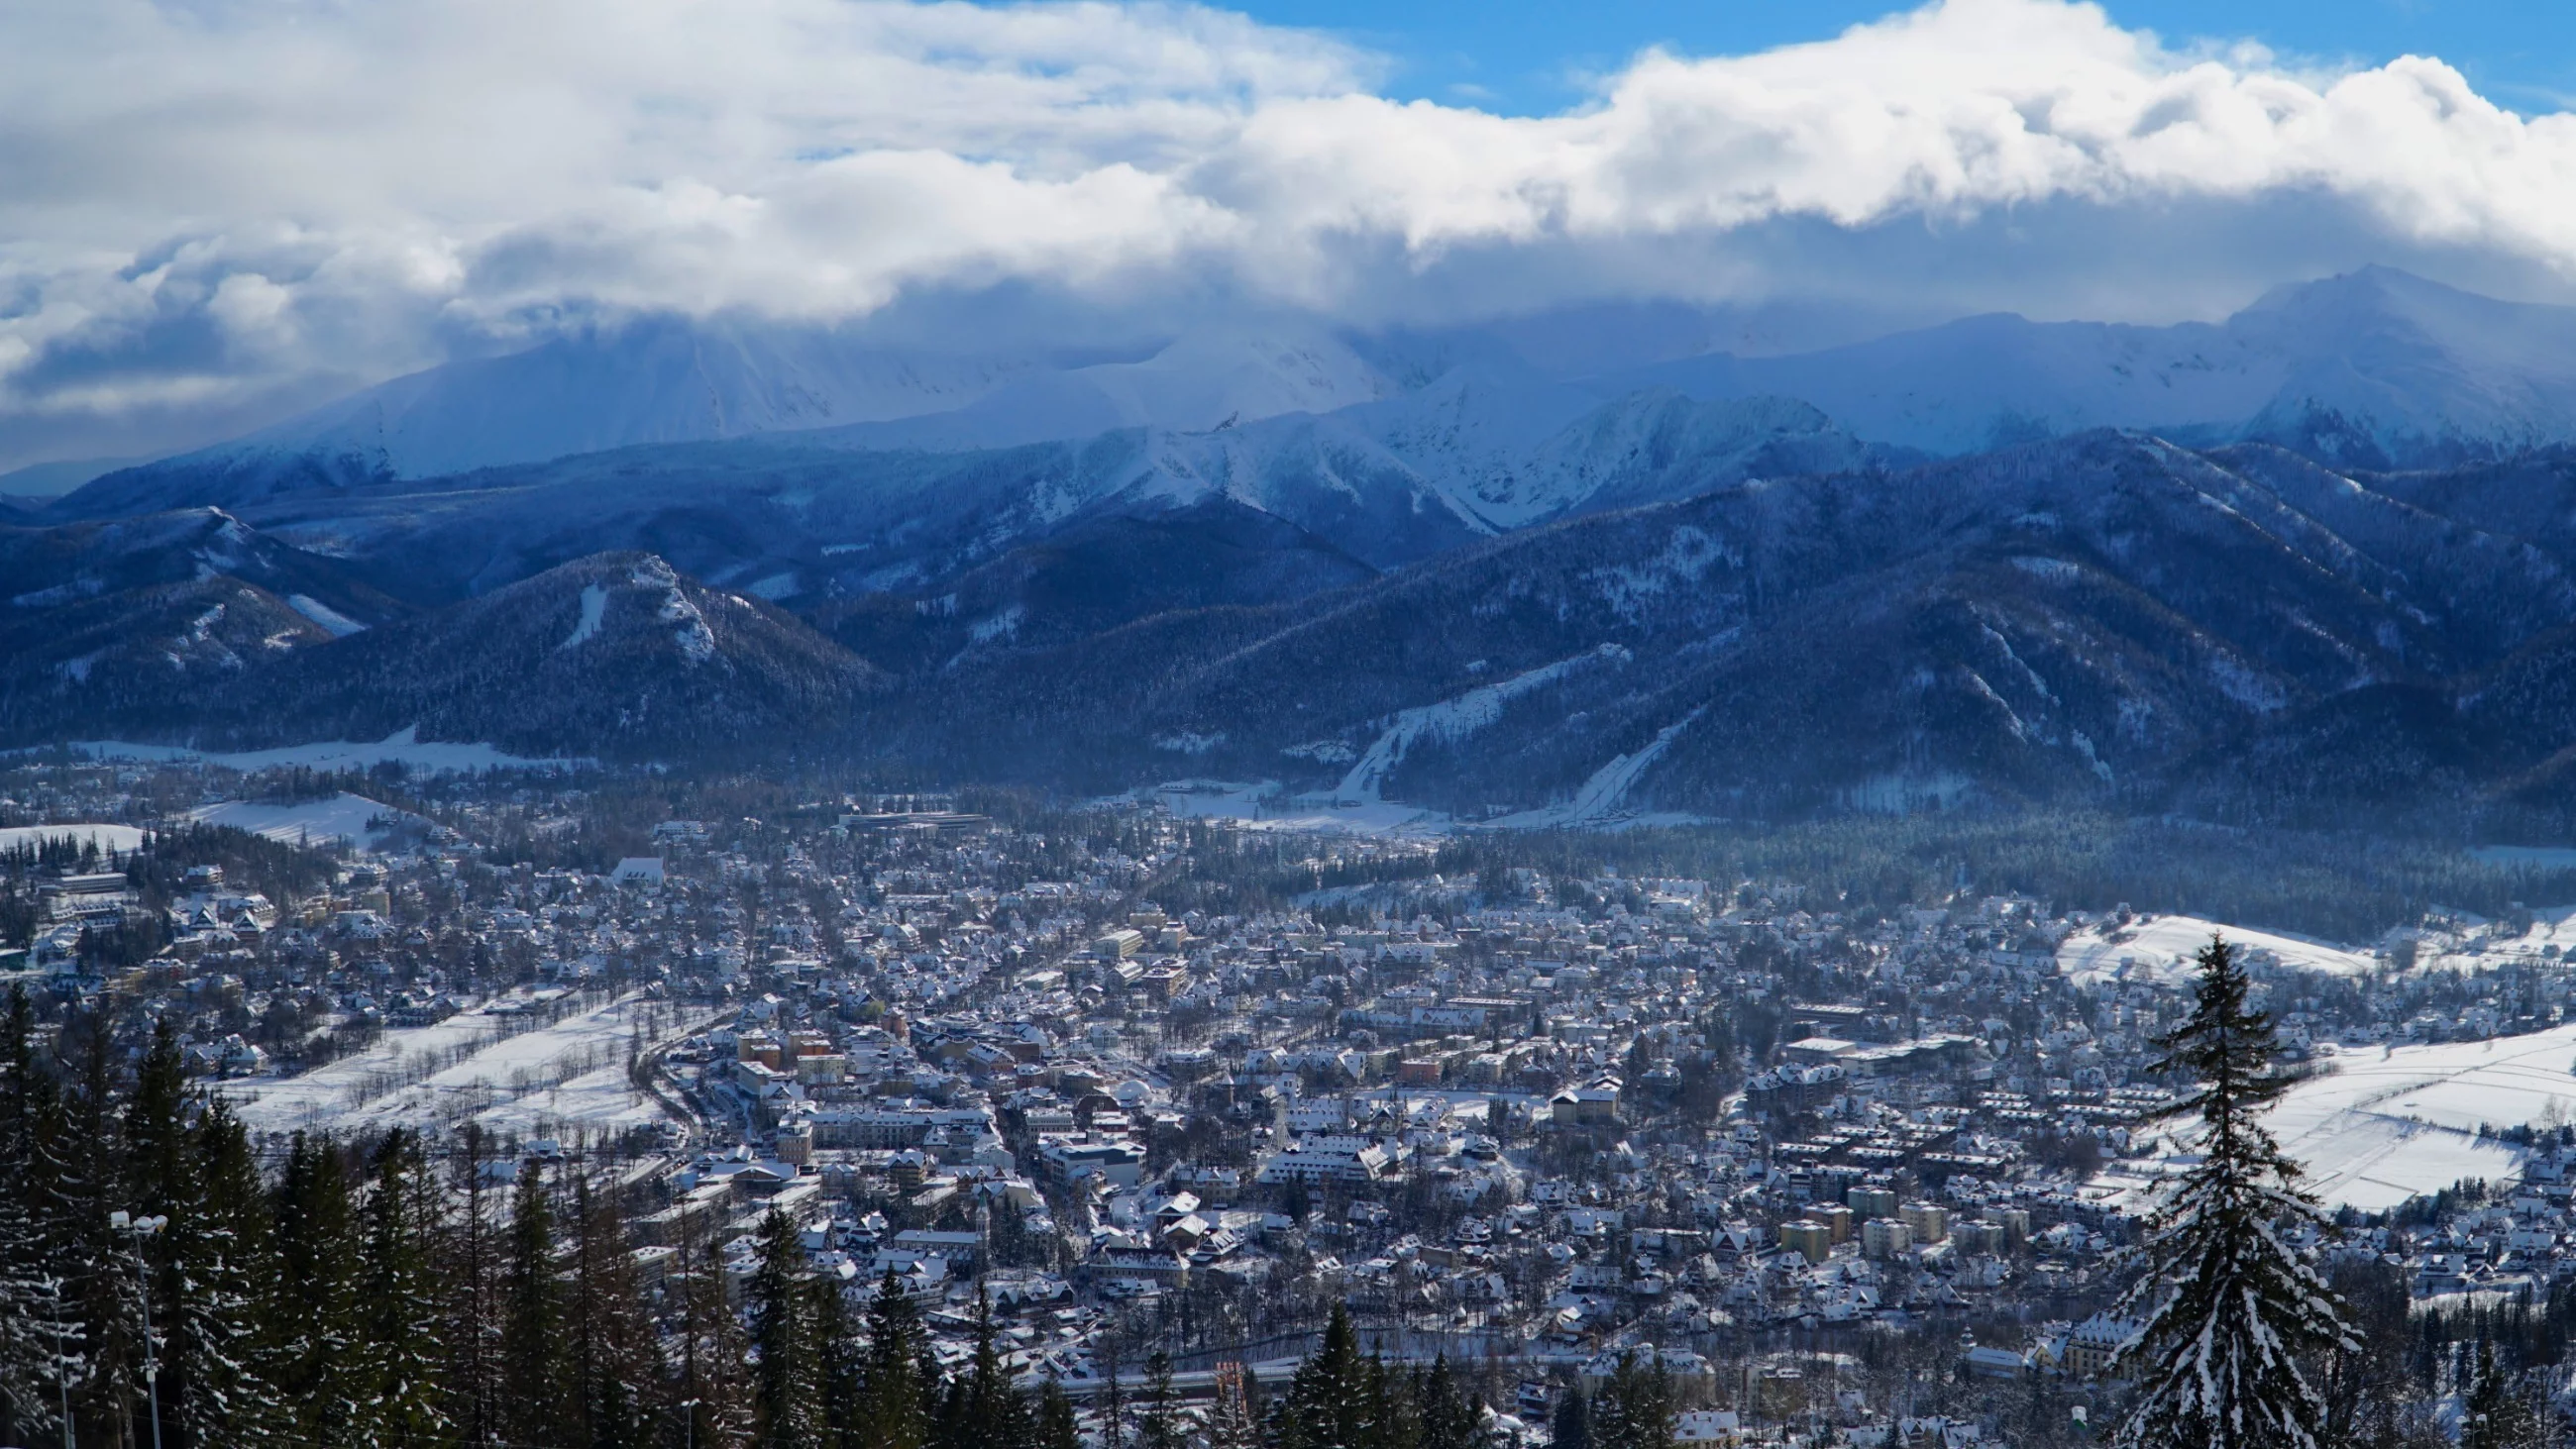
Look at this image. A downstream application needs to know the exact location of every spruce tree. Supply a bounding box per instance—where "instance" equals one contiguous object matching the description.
[268,1132,362,1448]
[1594,1351,1675,1449]
[442,1126,508,1449]
[122,1020,190,1449]
[668,1218,755,1449]
[949,1290,1033,1449]
[0,985,69,1448]
[2462,1342,2551,1449]
[566,1172,654,1449]
[62,1016,142,1449]
[860,1268,935,1449]
[2114,935,2358,1449]
[1418,1357,1476,1449]
[747,1207,817,1448]
[1551,1383,1592,1449]
[169,1099,281,1449]
[500,1158,570,1448]
[1134,1350,1182,1449]
[812,1264,867,1449]
[1035,1379,1082,1449]
[350,1129,451,1449]
[1275,1303,1368,1449]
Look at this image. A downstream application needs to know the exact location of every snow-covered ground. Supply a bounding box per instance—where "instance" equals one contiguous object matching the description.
[218,992,672,1137]
[0,822,148,856]
[68,726,585,774]
[2095,1021,2576,1213]
[1333,648,1627,805]
[1147,780,1449,836]
[2057,914,2379,984]
[187,792,425,851]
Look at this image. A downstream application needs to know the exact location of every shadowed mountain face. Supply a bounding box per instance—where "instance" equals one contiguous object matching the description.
[25,273,2576,833]
[22,432,2576,832]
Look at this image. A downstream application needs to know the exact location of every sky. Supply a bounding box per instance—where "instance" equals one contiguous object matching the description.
[1234,2,2576,117]
[5,0,2576,474]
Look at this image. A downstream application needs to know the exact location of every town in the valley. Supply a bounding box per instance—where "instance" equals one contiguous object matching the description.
[8,751,2576,1448]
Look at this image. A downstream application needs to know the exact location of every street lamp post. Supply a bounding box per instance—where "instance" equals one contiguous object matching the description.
[110,1211,166,1449]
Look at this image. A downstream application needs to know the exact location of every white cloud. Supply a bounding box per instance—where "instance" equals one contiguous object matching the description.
[4,0,2576,466]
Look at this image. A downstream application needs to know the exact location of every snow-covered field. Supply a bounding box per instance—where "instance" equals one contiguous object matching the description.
[0,822,148,856]
[186,792,424,852]
[218,992,672,1137]
[1148,780,1449,836]
[2096,1021,2576,1213]
[2057,914,2379,984]
[68,726,585,774]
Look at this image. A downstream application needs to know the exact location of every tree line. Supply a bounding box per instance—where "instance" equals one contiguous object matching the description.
[0,984,1514,1449]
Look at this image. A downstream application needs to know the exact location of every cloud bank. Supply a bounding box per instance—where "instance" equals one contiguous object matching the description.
[6,0,2576,466]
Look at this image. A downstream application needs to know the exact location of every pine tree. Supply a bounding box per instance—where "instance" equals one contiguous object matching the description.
[350,1129,451,1449]
[1551,1383,1592,1449]
[812,1263,867,1449]
[747,1207,817,1448]
[0,985,75,1449]
[1593,1350,1673,1449]
[268,1131,365,1447]
[2114,935,2359,1449]
[566,1172,654,1449]
[500,1157,570,1448]
[667,1217,755,1449]
[61,1014,142,1449]
[860,1268,935,1449]
[2462,1342,2552,1449]
[1034,1378,1081,1449]
[169,1099,281,1449]
[1275,1303,1368,1449]
[1134,1349,1182,1449]
[442,1126,507,1448]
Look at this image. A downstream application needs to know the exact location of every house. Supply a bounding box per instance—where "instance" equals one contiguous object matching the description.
[1965,1345,2026,1379]
[1256,1137,1393,1186]
[2065,1312,2140,1377]
[613,857,667,886]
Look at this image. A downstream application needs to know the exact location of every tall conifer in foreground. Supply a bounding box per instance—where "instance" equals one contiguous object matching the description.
[2114,935,2357,1449]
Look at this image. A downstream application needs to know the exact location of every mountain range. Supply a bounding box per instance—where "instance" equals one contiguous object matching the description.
[18,267,2576,835]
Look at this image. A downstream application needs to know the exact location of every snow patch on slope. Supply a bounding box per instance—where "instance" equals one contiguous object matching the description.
[288,593,368,638]
[1334,645,1630,804]
[1488,709,1701,828]
[630,560,715,664]
[561,583,608,650]
[2057,914,2378,984]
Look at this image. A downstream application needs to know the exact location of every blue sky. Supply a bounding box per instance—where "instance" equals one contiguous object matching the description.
[1234,0,2576,116]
